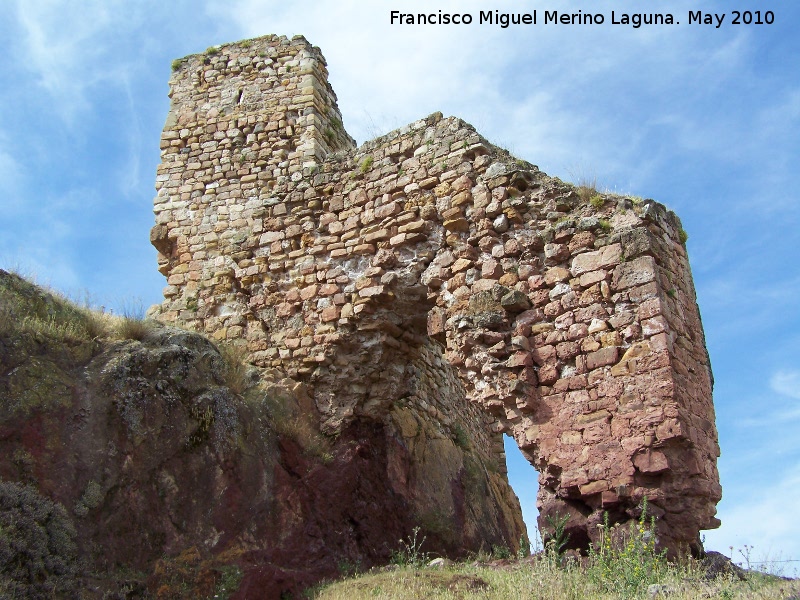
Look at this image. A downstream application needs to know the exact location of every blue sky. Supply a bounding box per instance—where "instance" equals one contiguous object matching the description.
[1,0,798,569]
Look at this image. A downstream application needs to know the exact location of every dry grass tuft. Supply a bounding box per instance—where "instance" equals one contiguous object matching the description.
[217,342,253,395]
[566,169,600,204]
[0,269,114,344]
[111,300,153,341]
[257,388,333,463]
[0,269,164,345]
[113,316,153,342]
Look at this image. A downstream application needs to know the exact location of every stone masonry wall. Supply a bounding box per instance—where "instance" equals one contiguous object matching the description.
[150,34,721,554]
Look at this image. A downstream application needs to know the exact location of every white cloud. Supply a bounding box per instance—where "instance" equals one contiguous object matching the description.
[210,0,712,155]
[696,260,800,345]
[206,0,800,217]
[13,0,140,123]
[0,253,81,295]
[771,371,800,401]
[0,184,104,298]
[0,149,22,209]
[703,464,800,569]
[116,76,143,196]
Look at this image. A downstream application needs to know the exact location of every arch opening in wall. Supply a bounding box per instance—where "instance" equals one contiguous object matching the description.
[503,433,540,552]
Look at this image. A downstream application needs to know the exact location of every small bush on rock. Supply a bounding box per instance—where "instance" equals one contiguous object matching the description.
[587,499,667,597]
[0,480,79,599]
[390,527,430,568]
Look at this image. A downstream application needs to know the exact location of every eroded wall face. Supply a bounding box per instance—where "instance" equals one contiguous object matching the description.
[152,35,721,553]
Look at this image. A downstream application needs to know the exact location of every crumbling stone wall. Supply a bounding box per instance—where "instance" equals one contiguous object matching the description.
[150,34,721,554]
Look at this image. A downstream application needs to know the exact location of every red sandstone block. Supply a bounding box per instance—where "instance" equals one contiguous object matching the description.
[364,229,390,242]
[451,174,473,192]
[538,363,559,385]
[328,196,344,211]
[579,480,608,496]
[375,202,401,219]
[481,258,503,279]
[586,346,619,370]
[579,270,607,288]
[300,285,318,301]
[544,243,570,264]
[506,352,532,368]
[544,301,562,317]
[582,421,611,443]
[570,244,621,276]
[612,256,657,291]
[637,297,662,320]
[276,303,294,317]
[358,285,385,298]
[320,306,340,322]
[544,267,571,285]
[633,450,669,473]
[504,239,522,256]
[319,284,339,296]
[443,217,469,232]
[389,233,407,246]
[560,470,589,490]
[601,490,620,507]
[574,303,609,322]
[260,231,284,243]
[556,341,580,360]
[451,258,472,273]
[354,243,376,254]
[642,316,667,337]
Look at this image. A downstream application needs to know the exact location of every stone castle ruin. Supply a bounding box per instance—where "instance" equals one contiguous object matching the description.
[150,34,721,554]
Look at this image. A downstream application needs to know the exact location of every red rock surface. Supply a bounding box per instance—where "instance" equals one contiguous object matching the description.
[0,270,524,598]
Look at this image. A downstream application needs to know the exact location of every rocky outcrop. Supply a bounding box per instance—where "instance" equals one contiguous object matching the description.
[150,34,721,555]
[0,270,524,598]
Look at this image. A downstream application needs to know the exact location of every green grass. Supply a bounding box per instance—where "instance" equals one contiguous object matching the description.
[587,501,666,597]
[0,269,157,344]
[0,269,107,343]
[313,501,798,599]
[310,559,798,600]
[451,424,470,450]
[589,194,604,209]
